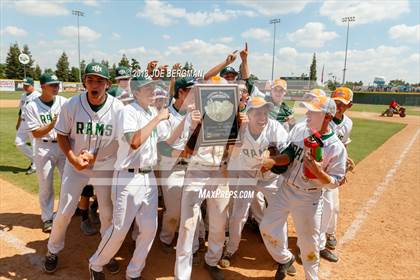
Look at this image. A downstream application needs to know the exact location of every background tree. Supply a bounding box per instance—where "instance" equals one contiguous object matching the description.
[109,63,117,84]
[118,54,130,67]
[33,64,42,80]
[388,79,408,87]
[22,44,35,78]
[69,67,80,82]
[44,68,54,74]
[309,53,317,81]
[55,52,70,81]
[131,58,140,70]
[5,43,23,79]
[80,60,86,77]
[0,63,6,78]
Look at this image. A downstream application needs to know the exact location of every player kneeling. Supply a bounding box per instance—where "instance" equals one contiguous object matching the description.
[89,75,170,280]
[259,96,347,280]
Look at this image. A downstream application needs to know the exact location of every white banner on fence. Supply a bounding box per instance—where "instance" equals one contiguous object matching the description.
[0,79,15,91]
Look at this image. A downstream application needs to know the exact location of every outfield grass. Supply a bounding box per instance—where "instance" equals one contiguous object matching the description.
[0,91,77,99]
[0,107,405,196]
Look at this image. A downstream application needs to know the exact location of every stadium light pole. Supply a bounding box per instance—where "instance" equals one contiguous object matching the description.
[342,16,355,85]
[72,10,84,83]
[270,18,281,81]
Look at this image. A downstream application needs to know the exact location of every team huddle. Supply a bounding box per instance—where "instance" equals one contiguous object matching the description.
[16,46,354,280]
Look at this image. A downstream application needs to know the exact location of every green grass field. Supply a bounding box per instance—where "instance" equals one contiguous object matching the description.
[0,91,77,100]
[0,107,405,197]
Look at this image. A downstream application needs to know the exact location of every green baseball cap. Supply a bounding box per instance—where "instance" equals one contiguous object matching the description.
[22,77,34,86]
[130,74,155,92]
[220,66,238,77]
[84,62,110,79]
[115,66,131,80]
[40,73,60,85]
[174,77,196,95]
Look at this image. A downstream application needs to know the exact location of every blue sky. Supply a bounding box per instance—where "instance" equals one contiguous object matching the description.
[1,0,419,84]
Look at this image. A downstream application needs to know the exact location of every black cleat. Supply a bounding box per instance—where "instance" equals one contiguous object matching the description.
[204,262,224,280]
[326,234,337,250]
[275,255,296,280]
[43,251,58,273]
[42,220,53,233]
[105,258,120,274]
[90,268,105,280]
[320,249,339,262]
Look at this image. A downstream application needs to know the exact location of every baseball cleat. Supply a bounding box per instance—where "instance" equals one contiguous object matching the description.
[160,241,174,254]
[275,255,296,280]
[326,234,337,250]
[90,209,100,224]
[105,258,120,274]
[193,252,201,266]
[219,252,233,268]
[42,220,53,233]
[198,237,206,252]
[80,219,98,236]
[25,164,36,175]
[204,263,224,280]
[320,249,339,262]
[43,251,58,273]
[90,268,105,280]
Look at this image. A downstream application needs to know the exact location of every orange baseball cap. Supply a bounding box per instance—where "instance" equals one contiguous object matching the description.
[331,87,353,105]
[246,96,274,112]
[301,95,336,116]
[271,79,287,90]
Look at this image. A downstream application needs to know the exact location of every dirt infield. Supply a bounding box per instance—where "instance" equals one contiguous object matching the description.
[0,100,19,108]
[1,114,419,279]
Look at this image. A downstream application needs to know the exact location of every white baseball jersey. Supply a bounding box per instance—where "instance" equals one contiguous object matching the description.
[330,114,353,145]
[114,102,170,170]
[282,122,347,190]
[23,96,67,144]
[183,113,225,168]
[19,90,41,111]
[229,119,288,181]
[167,104,190,150]
[55,92,124,172]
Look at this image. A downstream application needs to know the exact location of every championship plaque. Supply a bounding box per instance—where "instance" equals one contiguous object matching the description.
[195,84,241,146]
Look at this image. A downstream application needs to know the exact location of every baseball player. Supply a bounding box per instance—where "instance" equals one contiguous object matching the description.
[22,73,66,233]
[259,96,347,280]
[220,96,289,269]
[15,77,40,174]
[204,43,249,82]
[43,62,124,274]
[89,75,170,280]
[157,77,204,262]
[319,87,354,262]
[108,66,133,104]
[174,90,247,280]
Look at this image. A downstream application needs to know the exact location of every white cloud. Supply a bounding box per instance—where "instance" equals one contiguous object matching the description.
[15,0,70,16]
[137,0,186,26]
[58,25,102,42]
[247,45,419,84]
[231,0,312,16]
[186,9,256,26]
[287,22,338,48]
[320,1,410,26]
[138,0,255,26]
[389,24,420,44]
[118,47,147,56]
[0,26,28,37]
[83,0,99,6]
[212,37,234,44]
[111,32,121,40]
[241,28,271,41]
[162,34,171,40]
[166,39,231,57]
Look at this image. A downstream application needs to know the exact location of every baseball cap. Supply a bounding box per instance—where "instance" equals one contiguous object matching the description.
[174,77,196,95]
[130,74,155,92]
[220,66,238,77]
[331,87,353,105]
[22,77,34,86]
[115,66,131,80]
[245,96,274,112]
[84,62,110,80]
[271,79,287,90]
[153,87,168,99]
[302,88,326,101]
[301,95,336,116]
[40,73,60,85]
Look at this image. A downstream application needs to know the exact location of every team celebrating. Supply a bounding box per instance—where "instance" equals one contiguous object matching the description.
[17,44,354,280]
